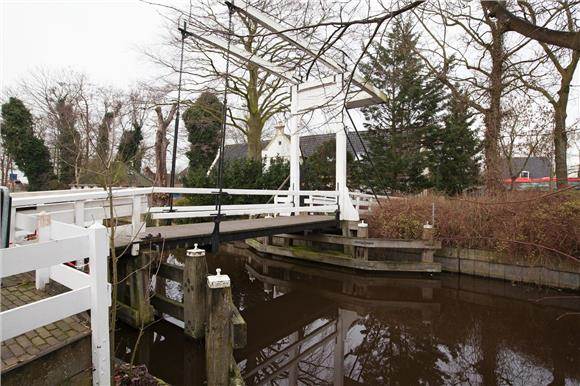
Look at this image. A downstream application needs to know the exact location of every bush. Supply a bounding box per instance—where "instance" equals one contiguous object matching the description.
[367,190,580,266]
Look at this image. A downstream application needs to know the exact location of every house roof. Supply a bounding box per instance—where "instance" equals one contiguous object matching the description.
[501,157,551,179]
[224,141,269,161]
[222,132,369,160]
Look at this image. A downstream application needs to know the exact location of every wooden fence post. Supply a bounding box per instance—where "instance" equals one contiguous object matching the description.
[88,222,111,385]
[184,243,208,339]
[74,201,85,267]
[206,269,232,386]
[354,220,369,260]
[35,212,51,290]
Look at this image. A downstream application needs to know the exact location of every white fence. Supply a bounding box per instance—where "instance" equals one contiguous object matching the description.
[0,210,111,385]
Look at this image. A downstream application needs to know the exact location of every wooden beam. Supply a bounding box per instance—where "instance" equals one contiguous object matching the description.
[157,262,184,283]
[278,233,442,249]
[151,294,184,321]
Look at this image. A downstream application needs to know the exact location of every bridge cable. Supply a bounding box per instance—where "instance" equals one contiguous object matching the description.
[168,20,188,212]
[212,2,235,252]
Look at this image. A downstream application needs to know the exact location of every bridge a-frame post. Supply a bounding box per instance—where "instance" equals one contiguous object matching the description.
[289,85,301,213]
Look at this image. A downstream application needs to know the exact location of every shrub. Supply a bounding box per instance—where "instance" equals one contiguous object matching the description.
[367,190,580,266]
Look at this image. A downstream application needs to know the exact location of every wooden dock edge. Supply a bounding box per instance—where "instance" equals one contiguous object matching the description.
[246,238,441,273]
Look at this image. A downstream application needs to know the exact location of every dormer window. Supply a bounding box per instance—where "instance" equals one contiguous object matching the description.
[520,170,530,178]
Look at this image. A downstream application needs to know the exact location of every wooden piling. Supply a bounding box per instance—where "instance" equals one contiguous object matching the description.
[206,269,233,386]
[129,252,154,326]
[184,243,208,339]
[354,220,369,260]
[421,223,435,263]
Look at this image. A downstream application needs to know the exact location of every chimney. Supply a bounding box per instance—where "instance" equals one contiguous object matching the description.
[275,122,285,136]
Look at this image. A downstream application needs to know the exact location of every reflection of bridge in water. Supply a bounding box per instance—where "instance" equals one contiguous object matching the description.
[239,253,441,385]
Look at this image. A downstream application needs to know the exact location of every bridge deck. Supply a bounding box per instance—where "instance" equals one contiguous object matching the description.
[127,215,337,248]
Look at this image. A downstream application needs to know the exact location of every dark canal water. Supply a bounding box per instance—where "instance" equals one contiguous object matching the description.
[117,248,580,385]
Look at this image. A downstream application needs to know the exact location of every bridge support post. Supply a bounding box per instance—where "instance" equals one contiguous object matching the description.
[289,85,301,213]
[184,244,208,339]
[206,269,233,386]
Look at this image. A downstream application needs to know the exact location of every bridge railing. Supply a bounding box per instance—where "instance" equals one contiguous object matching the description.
[8,187,341,244]
[0,211,111,385]
[149,187,339,220]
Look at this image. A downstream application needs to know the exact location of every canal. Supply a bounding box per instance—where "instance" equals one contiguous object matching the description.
[116,247,580,385]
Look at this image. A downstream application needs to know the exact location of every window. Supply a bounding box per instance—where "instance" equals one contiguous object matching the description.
[278,141,282,146]
[520,170,530,178]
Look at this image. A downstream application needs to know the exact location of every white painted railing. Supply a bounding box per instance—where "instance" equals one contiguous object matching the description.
[7,186,346,243]
[0,211,111,385]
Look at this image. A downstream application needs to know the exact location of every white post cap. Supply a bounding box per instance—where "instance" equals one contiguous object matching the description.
[358,220,368,228]
[207,268,231,289]
[186,243,206,257]
[423,222,433,229]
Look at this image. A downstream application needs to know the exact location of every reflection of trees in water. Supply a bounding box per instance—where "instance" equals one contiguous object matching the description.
[349,310,448,385]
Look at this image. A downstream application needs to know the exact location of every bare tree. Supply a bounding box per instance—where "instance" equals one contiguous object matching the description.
[146,0,331,160]
[508,1,579,188]
[499,95,552,189]
[481,0,580,50]
[413,1,535,191]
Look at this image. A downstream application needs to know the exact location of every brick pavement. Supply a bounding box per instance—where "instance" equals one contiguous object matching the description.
[1,273,91,373]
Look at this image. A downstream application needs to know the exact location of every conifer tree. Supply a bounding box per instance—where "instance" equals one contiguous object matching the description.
[425,93,481,194]
[361,18,443,194]
[183,91,224,187]
[117,123,144,172]
[1,97,56,190]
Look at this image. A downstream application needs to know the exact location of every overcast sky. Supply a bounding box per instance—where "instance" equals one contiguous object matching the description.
[1,0,579,169]
[1,0,170,90]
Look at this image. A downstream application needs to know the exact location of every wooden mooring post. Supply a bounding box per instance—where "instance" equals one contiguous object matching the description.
[421,223,435,263]
[184,244,208,339]
[206,269,245,386]
[354,220,369,260]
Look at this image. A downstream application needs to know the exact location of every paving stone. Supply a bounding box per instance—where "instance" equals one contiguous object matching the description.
[8,343,24,357]
[37,327,50,339]
[45,337,59,346]
[30,336,45,346]
[15,336,32,349]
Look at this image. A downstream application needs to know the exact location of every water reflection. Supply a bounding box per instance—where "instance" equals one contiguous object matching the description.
[117,249,580,385]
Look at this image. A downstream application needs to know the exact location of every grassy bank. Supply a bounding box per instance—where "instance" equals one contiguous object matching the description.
[367,190,579,267]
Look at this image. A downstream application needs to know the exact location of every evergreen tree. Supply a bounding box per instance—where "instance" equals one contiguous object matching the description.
[302,139,355,191]
[426,94,481,194]
[117,122,144,172]
[360,18,444,194]
[1,97,56,190]
[183,91,223,186]
[54,98,80,185]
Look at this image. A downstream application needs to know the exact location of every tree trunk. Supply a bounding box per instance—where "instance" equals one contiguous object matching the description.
[553,102,568,188]
[483,23,505,193]
[246,65,263,161]
[154,125,168,187]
